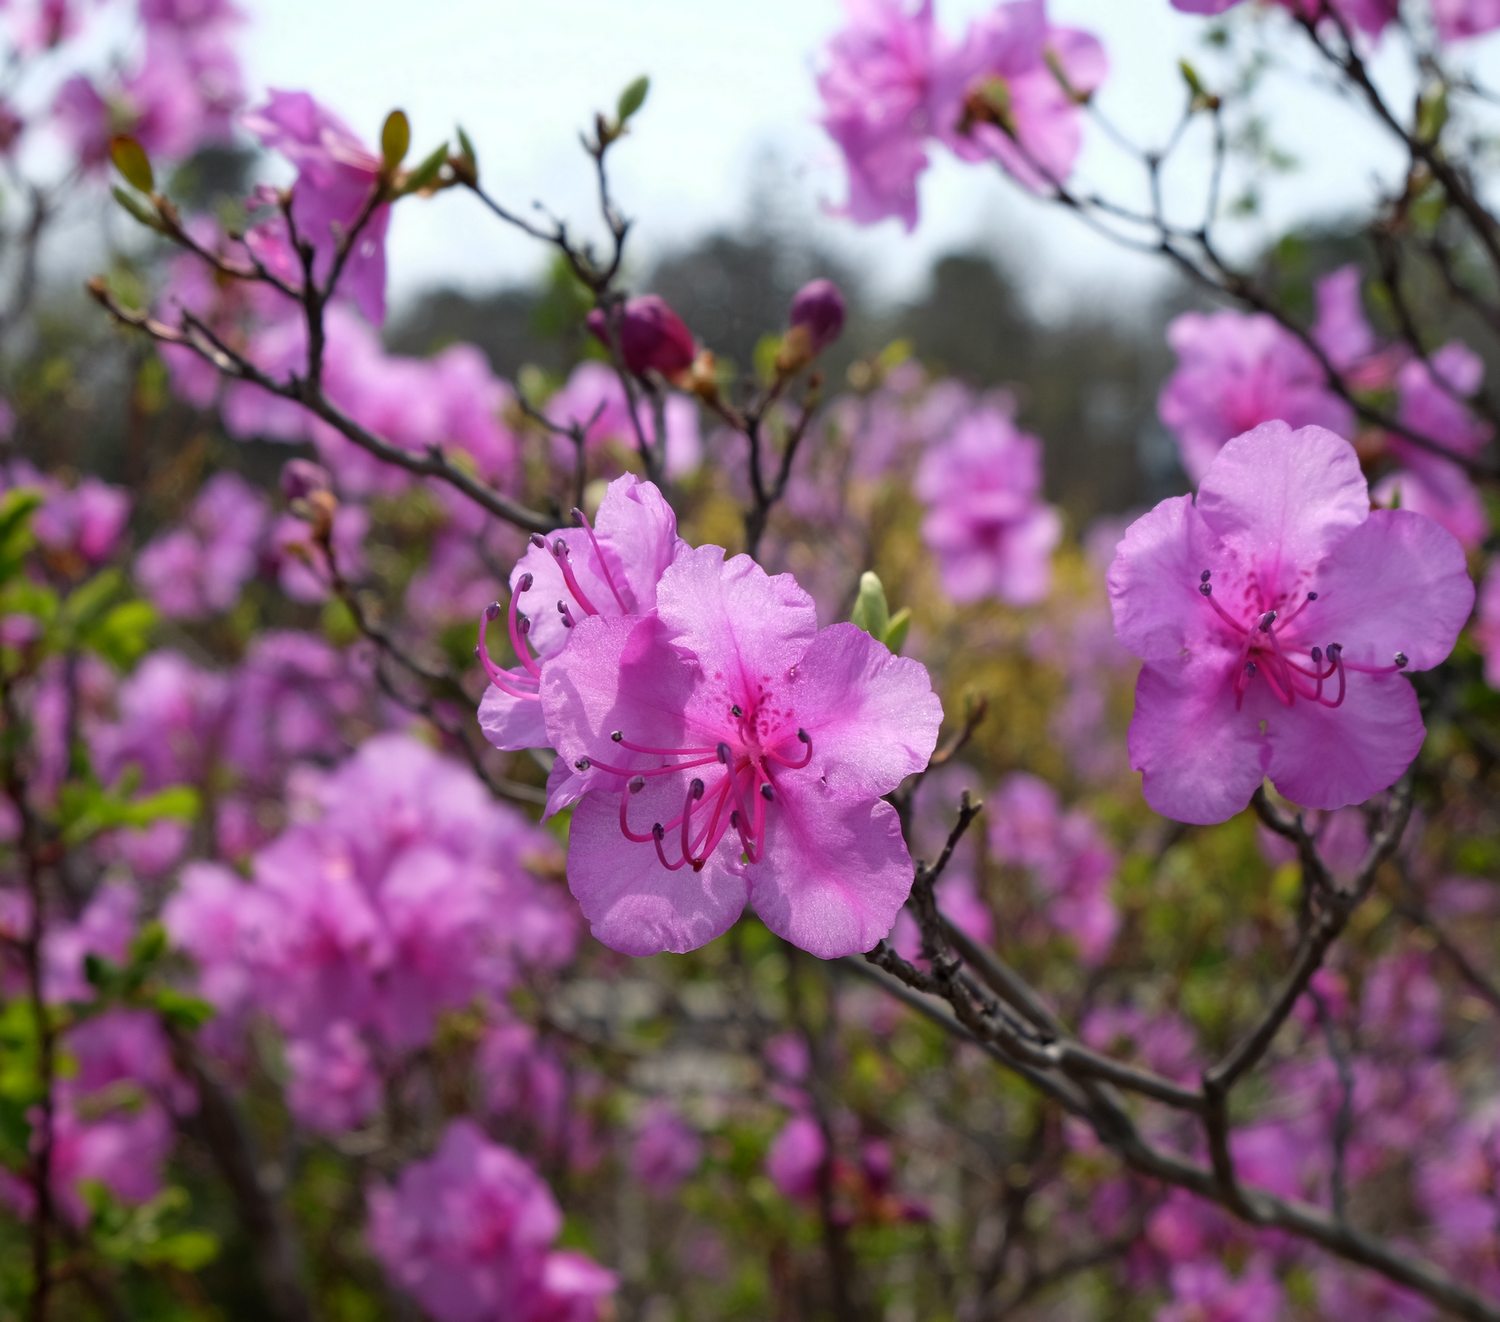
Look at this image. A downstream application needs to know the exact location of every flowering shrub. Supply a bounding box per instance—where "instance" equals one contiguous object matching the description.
[2,0,1500,1319]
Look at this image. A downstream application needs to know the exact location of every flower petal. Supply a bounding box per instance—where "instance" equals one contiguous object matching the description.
[477,683,546,753]
[565,787,748,956]
[1128,656,1269,825]
[748,794,916,959]
[788,622,943,801]
[654,546,819,714]
[1301,508,1474,672]
[1108,495,1224,661]
[1196,422,1369,600]
[1265,674,1425,811]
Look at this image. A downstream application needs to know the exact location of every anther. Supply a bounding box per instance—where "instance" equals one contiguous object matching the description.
[761,783,775,801]
[611,730,624,742]
[484,601,501,621]
[559,603,575,628]
[1307,591,1318,601]
[571,506,586,524]
[1245,661,1258,675]
[652,822,665,839]
[1199,582,1213,597]
[552,538,569,558]
[574,757,591,771]
[529,533,547,550]
[1310,646,1323,662]
[628,775,645,793]
[517,571,534,593]
[716,742,733,764]
[517,614,532,637]
[730,704,743,718]
[1200,569,1212,583]
[797,728,810,743]
[1393,651,1409,668]
[689,778,705,799]
[1257,610,1277,632]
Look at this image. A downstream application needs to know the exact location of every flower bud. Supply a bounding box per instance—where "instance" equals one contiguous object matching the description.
[280,458,332,504]
[787,278,846,355]
[587,295,695,378]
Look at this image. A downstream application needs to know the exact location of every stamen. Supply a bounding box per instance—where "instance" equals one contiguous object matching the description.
[576,752,719,780]
[652,822,689,871]
[1198,577,1250,636]
[680,778,707,866]
[507,591,542,679]
[475,603,539,698]
[760,782,775,801]
[550,538,602,617]
[767,729,813,770]
[1257,610,1277,632]
[558,601,575,628]
[1279,590,1318,628]
[612,731,718,756]
[1339,650,1411,675]
[618,789,655,842]
[572,506,631,613]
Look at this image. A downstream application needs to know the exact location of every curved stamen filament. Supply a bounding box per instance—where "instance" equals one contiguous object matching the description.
[551,538,602,617]
[766,729,812,770]
[576,752,719,779]
[507,578,542,679]
[476,603,539,698]
[573,507,631,614]
[613,731,718,756]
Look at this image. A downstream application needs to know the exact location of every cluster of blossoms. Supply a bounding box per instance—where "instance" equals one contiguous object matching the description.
[988,772,1119,964]
[1160,265,1493,549]
[367,1121,615,1322]
[0,886,184,1224]
[166,735,579,1130]
[816,0,1106,228]
[1109,421,1472,823]
[477,474,944,958]
[1170,0,1500,44]
[915,399,1061,606]
[37,0,245,172]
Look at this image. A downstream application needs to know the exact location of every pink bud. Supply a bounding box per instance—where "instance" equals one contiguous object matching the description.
[280,459,332,503]
[788,278,846,353]
[587,295,695,377]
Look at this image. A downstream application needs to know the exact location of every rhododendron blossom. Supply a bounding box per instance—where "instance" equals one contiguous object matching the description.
[915,402,1061,604]
[478,474,685,753]
[242,90,391,325]
[540,543,943,958]
[367,1120,614,1322]
[1109,422,1472,823]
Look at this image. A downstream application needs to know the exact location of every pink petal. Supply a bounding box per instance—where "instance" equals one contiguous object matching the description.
[477,684,547,753]
[1108,495,1223,661]
[1128,656,1270,825]
[565,787,748,956]
[1265,674,1425,811]
[787,623,942,801]
[1301,509,1474,672]
[1196,422,1369,600]
[748,794,916,959]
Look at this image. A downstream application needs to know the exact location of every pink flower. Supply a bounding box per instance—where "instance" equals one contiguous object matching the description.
[766,1113,826,1202]
[285,1022,380,1134]
[915,403,1061,605]
[816,0,1103,227]
[135,472,269,618]
[368,1120,613,1322]
[540,543,942,958]
[586,295,695,378]
[630,1101,703,1197]
[1433,0,1500,41]
[478,475,685,753]
[242,91,390,326]
[1108,421,1472,824]
[1171,0,1397,36]
[816,0,943,229]
[934,0,1107,192]
[1159,309,1352,482]
[1159,1259,1285,1322]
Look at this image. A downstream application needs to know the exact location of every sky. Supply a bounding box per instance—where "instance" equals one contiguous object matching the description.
[224,2,1499,313]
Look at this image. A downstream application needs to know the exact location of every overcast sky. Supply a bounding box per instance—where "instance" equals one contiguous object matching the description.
[232,1,1496,313]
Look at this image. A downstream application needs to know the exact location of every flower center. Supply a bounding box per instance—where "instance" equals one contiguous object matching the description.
[572,701,813,873]
[1196,567,1407,711]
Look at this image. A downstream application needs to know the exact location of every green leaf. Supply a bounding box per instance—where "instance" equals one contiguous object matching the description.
[110,136,154,193]
[381,109,411,171]
[138,1230,219,1271]
[398,141,449,196]
[616,75,650,124]
[883,607,912,655]
[111,185,163,232]
[129,921,169,971]
[850,571,890,640]
[150,988,215,1031]
[456,125,478,177]
[88,599,157,670]
[1178,59,1206,99]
